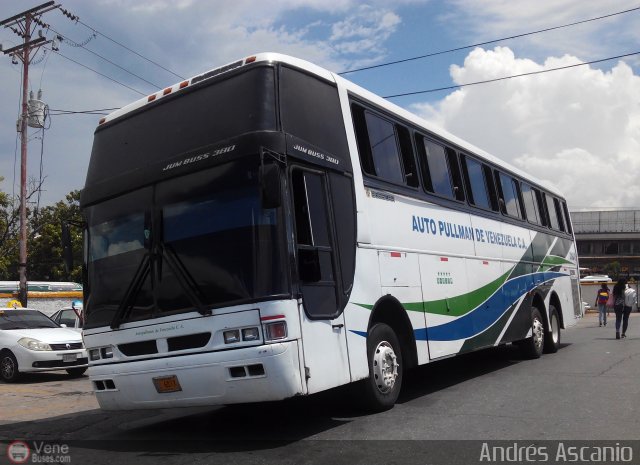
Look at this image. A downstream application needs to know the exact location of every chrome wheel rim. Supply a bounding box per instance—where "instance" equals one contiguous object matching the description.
[532,317,544,351]
[372,341,399,394]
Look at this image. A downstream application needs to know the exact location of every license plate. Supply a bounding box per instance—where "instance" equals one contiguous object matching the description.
[63,353,78,363]
[152,375,182,393]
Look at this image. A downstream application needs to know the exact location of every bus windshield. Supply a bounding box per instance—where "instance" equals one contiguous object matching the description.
[84,157,289,328]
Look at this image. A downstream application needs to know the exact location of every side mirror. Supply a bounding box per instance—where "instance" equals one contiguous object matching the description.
[260,163,282,209]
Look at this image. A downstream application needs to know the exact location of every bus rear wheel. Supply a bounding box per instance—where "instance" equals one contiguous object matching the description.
[520,306,545,359]
[543,305,561,353]
[360,323,403,412]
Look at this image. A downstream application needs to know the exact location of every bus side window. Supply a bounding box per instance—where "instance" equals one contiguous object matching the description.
[553,197,566,232]
[561,200,573,235]
[521,183,542,225]
[535,189,548,227]
[352,104,418,187]
[495,172,523,219]
[543,193,561,230]
[418,137,465,201]
[461,154,493,210]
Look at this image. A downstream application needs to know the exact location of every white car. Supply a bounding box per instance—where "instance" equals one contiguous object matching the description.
[0,308,88,382]
[50,306,83,332]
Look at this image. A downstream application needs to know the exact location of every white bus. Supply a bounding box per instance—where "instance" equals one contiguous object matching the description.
[81,53,580,412]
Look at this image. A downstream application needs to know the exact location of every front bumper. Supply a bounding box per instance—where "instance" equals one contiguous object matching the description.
[14,348,89,373]
[89,340,304,410]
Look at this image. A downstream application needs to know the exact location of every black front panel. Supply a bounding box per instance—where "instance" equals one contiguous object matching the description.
[86,66,277,193]
[280,66,351,173]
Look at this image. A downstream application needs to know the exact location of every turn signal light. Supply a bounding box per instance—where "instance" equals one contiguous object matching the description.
[264,321,287,341]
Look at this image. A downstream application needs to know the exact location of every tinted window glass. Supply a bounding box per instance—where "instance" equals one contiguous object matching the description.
[562,201,573,234]
[521,183,541,225]
[554,198,566,232]
[280,67,349,166]
[463,157,491,209]
[364,112,404,184]
[545,194,560,230]
[498,173,522,218]
[88,67,276,189]
[423,139,454,198]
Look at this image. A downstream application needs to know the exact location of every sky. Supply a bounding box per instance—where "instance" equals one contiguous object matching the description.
[0,0,639,211]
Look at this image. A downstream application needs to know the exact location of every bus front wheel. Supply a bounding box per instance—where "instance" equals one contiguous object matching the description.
[360,323,403,412]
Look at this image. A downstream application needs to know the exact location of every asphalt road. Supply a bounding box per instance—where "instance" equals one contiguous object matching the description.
[1,312,638,464]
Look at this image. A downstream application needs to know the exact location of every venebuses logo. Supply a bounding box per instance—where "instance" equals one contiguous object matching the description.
[6,441,30,464]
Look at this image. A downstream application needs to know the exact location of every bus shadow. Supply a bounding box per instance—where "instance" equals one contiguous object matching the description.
[0,343,571,455]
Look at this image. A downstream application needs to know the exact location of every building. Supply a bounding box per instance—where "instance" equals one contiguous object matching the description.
[571,210,640,280]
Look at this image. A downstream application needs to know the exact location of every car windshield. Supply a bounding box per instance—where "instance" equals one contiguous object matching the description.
[84,156,289,328]
[0,310,58,330]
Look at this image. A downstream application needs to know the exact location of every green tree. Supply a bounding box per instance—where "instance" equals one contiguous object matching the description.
[603,261,621,280]
[0,176,20,279]
[28,190,83,282]
[0,179,83,282]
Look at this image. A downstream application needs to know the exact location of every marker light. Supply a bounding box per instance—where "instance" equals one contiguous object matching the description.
[163,87,172,95]
[148,94,157,102]
[179,81,189,89]
[245,56,256,64]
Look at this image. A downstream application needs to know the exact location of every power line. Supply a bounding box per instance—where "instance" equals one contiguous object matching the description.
[70,15,185,80]
[383,50,640,98]
[49,107,118,115]
[51,48,147,96]
[339,6,640,75]
[47,26,162,89]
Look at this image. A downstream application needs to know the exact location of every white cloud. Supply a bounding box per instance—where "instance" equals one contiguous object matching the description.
[445,0,640,61]
[412,46,640,209]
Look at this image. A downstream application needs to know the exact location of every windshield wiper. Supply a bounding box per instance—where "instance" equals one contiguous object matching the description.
[110,254,151,329]
[161,244,211,316]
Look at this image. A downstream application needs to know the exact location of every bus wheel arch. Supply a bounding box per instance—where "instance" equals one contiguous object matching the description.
[368,295,418,370]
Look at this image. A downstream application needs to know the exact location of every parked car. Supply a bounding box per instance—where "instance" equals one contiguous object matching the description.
[50,302,83,332]
[0,308,88,382]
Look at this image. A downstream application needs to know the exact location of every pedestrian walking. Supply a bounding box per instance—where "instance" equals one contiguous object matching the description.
[595,283,610,327]
[612,279,636,339]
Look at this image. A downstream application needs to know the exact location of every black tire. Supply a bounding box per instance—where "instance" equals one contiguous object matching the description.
[543,305,561,354]
[0,352,21,383]
[359,323,403,412]
[66,367,87,378]
[520,307,545,359]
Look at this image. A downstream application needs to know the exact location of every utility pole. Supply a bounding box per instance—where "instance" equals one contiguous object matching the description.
[1,1,59,307]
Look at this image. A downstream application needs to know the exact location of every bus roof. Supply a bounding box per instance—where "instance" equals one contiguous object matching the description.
[97,52,564,199]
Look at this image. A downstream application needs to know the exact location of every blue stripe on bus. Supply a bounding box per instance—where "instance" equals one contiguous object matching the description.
[350,272,566,342]
[415,272,566,341]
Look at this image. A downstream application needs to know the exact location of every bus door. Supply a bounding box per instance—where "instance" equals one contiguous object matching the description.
[290,166,350,394]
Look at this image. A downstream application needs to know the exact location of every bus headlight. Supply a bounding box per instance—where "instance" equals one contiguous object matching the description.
[89,346,114,361]
[242,327,259,341]
[224,330,240,344]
